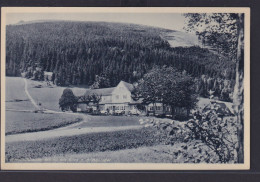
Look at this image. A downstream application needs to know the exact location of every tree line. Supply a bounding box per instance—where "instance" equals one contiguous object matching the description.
[6,21,235,101]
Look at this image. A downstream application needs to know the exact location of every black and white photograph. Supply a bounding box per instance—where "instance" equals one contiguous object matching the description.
[1,7,250,170]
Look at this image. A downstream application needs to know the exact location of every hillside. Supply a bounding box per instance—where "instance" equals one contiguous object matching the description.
[6,21,235,87]
[160,31,201,48]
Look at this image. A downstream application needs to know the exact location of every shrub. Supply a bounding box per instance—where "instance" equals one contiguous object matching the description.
[139,106,237,163]
[59,88,78,112]
[172,114,190,121]
[185,110,237,163]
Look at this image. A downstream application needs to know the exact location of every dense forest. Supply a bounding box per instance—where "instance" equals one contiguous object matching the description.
[6,21,235,101]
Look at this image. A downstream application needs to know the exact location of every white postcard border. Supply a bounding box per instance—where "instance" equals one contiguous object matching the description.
[1,7,250,170]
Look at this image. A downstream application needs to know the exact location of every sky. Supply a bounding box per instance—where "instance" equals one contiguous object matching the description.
[6,13,187,31]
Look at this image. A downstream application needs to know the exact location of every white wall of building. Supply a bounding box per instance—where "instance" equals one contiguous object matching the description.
[111,82,132,104]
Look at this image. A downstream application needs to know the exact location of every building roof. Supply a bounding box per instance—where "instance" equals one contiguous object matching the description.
[203,101,233,116]
[84,87,116,96]
[84,80,134,97]
[120,80,134,91]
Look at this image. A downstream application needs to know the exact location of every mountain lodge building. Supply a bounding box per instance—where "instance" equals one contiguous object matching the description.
[77,80,172,115]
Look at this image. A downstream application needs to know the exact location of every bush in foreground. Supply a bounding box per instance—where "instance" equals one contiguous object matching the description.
[139,107,237,163]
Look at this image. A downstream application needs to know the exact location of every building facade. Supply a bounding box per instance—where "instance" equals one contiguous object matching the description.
[77,81,143,114]
[77,80,177,116]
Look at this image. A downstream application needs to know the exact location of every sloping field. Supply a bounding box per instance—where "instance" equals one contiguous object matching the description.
[74,115,141,128]
[5,77,35,110]
[160,31,200,48]
[20,142,217,163]
[5,110,82,135]
[5,127,163,162]
[5,77,83,135]
[26,79,86,111]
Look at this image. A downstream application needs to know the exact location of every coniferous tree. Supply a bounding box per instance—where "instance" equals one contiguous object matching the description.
[6,22,235,87]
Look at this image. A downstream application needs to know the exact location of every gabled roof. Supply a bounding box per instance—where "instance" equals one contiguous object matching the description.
[84,87,115,96]
[83,80,134,97]
[120,80,134,91]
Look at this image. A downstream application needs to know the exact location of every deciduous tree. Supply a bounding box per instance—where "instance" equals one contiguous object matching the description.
[184,13,245,163]
[59,88,78,112]
[90,74,111,89]
[133,66,197,118]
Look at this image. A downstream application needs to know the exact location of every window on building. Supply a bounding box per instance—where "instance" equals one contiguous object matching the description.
[156,106,161,110]
[123,95,127,99]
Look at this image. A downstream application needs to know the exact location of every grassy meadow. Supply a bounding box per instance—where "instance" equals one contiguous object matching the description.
[5,77,35,110]
[5,127,164,162]
[5,77,235,163]
[26,79,87,111]
[5,77,83,135]
[75,115,142,128]
[5,111,82,135]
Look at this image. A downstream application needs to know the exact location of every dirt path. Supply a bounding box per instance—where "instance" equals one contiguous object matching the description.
[23,78,88,119]
[6,109,34,112]
[24,78,40,110]
[5,79,142,143]
[6,125,142,143]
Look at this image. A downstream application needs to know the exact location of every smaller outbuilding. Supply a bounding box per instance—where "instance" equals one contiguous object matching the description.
[202,101,234,117]
[44,72,53,81]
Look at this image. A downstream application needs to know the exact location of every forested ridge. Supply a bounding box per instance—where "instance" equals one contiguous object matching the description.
[6,21,235,101]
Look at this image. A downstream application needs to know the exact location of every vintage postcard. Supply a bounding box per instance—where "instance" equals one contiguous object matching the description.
[1,7,250,170]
